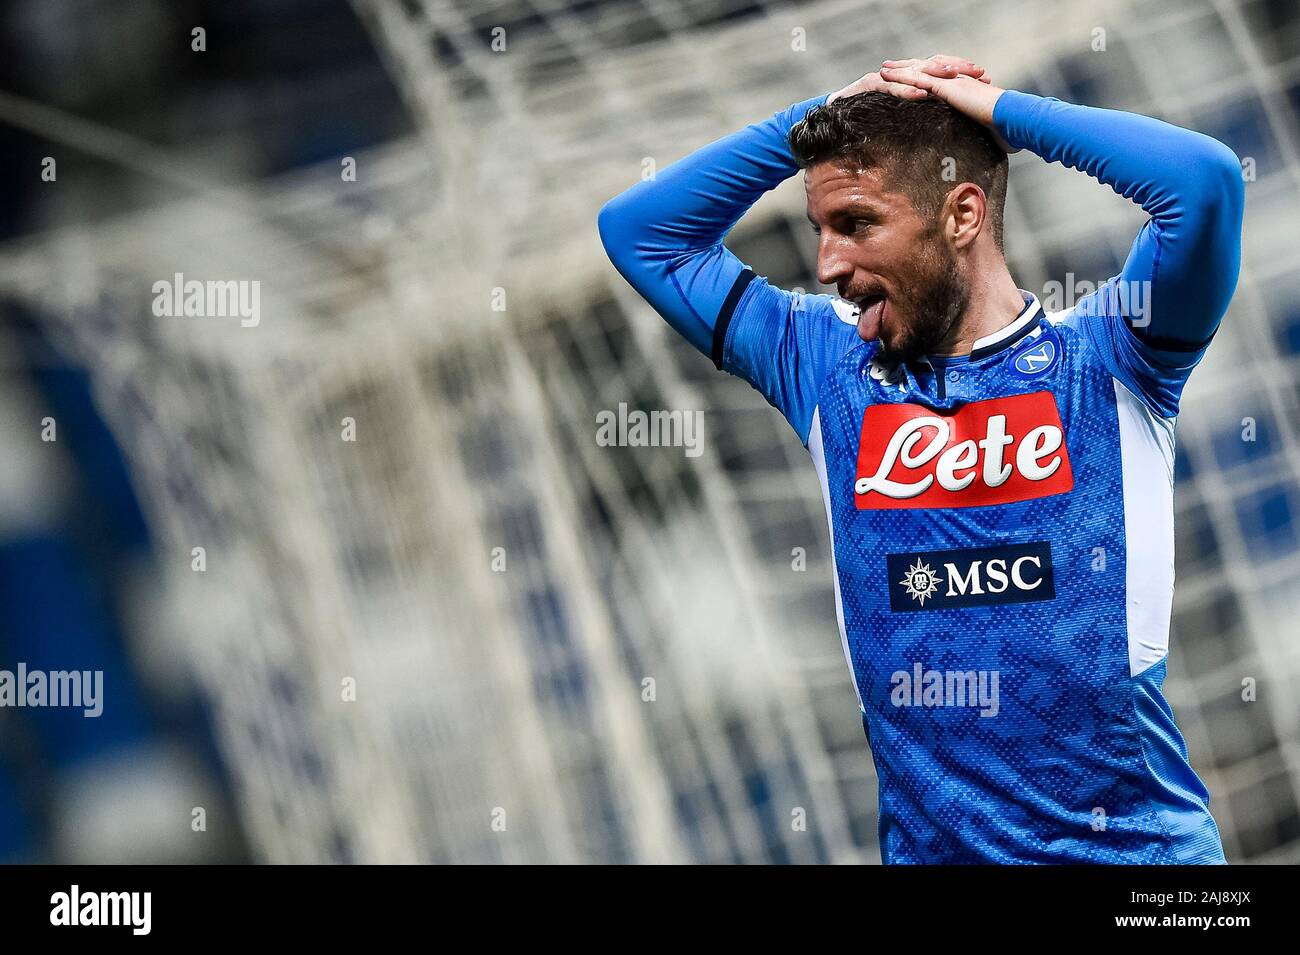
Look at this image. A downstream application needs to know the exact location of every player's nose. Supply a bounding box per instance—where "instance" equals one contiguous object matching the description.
[815,236,855,289]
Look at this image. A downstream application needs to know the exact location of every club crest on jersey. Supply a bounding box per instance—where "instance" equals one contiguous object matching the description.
[854,391,1073,509]
[887,541,1056,612]
[1009,336,1058,379]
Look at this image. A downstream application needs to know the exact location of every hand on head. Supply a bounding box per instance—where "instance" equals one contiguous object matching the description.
[830,54,1013,153]
[828,54,989,104]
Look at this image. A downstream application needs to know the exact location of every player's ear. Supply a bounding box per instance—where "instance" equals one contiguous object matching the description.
[945,183,987,251]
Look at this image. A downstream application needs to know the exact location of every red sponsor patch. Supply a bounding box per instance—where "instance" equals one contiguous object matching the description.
[854,391,1073,509]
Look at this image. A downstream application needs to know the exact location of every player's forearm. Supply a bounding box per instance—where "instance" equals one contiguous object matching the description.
[598,94,828,354]
[993,90,1244,346]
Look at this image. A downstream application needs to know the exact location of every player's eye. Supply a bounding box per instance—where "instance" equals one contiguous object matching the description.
[809,224,822,236]
[852,219,873,236]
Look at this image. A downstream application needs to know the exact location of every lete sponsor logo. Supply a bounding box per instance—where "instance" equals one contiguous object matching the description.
[854,391,1073,509]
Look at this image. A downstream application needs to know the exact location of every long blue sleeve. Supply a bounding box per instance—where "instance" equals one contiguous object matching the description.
[598,94,828,357]
[598,94,862,444]
[993,90,1245,415]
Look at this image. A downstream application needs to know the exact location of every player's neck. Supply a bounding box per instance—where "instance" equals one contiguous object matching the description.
[934,262,1026,358]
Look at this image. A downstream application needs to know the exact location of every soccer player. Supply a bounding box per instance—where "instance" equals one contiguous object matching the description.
[598,54,1245,864]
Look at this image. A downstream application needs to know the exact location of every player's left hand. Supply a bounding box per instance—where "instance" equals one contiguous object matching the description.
[878,57,1015,152]
[828,54,987,104]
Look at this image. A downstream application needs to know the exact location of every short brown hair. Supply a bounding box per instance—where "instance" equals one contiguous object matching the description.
[789,92,1008,248]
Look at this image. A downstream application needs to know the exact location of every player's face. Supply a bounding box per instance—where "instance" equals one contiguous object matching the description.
[805,161,968,363]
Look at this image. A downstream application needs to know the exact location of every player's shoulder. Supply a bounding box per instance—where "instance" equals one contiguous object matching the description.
[784,289,864,358]
[1044,305,1072,327]
[722,283,867,445]
[788,291,872,393]
[1043,296,1186,419]
[726,280,859,364]
[824,295,860,327]
[1044,303,1091,336]
[783,288,861,336]
[1042,302,1103,362]
[739,279,858,330]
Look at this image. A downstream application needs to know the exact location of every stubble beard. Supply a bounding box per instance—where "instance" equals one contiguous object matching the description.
[877,241,970,367]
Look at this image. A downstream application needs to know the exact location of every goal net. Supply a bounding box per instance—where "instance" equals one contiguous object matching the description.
[1,0,1298,862]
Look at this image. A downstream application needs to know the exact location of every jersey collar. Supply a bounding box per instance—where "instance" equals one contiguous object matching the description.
[906,292,1045,371]
[967,292,1043,362]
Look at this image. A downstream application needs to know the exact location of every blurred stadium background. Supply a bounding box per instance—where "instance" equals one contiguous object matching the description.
[0,0,1297,863]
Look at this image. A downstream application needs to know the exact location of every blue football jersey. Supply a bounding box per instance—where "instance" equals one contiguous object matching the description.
[600,87,1244,863]
[724,284,1224,863]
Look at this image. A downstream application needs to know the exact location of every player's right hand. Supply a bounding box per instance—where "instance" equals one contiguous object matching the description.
[827,54,988,104]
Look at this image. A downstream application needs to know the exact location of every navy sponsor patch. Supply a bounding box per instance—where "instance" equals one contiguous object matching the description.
[887,540,1055,612]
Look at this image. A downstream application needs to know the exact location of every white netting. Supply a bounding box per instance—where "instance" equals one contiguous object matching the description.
[0,0,1297,861]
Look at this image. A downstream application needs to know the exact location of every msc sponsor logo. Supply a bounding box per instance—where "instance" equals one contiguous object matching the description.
[854,391,1073,509]
[887,540,1055,612]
